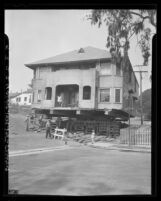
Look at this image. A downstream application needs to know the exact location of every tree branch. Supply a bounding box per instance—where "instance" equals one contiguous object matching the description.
[129,11,149,19]
[128,30,135,40]
[130,10,156,27]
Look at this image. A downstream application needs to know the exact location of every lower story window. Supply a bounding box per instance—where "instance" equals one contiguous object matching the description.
[100,89,110,102]
[115,88,121,103]
[83,86,91,100]
[45,87,52,100]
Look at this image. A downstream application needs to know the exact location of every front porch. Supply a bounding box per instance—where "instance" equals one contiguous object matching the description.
[55,84,79,108]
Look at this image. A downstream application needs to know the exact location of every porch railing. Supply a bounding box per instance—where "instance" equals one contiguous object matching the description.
[55,102,78,107]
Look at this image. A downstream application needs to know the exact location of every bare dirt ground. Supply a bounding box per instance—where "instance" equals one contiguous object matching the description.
[9,113,73,151]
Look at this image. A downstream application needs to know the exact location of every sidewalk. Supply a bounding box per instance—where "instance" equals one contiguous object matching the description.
[87,142,151,153]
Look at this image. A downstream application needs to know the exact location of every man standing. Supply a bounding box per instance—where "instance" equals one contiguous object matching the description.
[25,115,30,131]
[38,115,43,132]
[46,119,51,139]
[91,129,95,144]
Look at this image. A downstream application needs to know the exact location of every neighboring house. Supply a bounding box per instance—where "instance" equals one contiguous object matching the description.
[9,92,21,104]
[10,92,32,106]
[25,46,139,119]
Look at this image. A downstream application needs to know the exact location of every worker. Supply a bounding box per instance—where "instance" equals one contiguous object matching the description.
[45,119,51,139]
[38,115,43,132]
[64,130,68,145]
[91,129,95,144]
[30,114,34,126]
[25,115,30,131]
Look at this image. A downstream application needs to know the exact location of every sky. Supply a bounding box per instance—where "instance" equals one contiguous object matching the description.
[5,9,154,93]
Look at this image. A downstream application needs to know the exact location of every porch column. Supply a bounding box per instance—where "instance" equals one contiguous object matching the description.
[79,85,82,107]
[52,85,56,107]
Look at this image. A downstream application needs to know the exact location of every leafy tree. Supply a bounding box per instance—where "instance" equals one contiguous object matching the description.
[87,10,156,67]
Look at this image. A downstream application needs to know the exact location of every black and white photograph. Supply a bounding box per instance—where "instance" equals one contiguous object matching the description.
[5,8,156,196]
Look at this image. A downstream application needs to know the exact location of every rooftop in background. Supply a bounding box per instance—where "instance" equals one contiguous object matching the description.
[9,92,21,99]
[9,89,32,98]
[25,46,111,68]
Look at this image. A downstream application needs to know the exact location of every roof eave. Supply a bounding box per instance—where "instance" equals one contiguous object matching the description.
[25,57,111,69]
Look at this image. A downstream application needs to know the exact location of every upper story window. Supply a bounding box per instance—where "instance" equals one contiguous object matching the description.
[100,89,110,102]
[45,87,52,100]
[115,88,121,103]
[83,86,91,100]
[116,63,121,76]
[100,62,111,75]
[24,97,27,102]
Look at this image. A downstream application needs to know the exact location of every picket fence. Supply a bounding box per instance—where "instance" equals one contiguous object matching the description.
[120,126,151,146]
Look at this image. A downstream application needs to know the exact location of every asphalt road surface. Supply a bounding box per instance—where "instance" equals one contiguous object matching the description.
[9,146,151,196]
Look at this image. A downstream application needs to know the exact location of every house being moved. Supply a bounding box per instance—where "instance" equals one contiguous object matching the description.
[25,46,139,135]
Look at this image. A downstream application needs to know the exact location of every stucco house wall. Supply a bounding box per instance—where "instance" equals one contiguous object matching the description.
[10,93,32,106]
[26,46,139,112]
[32,66,96,109]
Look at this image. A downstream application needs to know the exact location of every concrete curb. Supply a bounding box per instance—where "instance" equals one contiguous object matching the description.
[9,145,71,157]
[87,144,151,153]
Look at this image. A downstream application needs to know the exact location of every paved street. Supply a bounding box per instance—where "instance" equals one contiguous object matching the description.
[9,146,151,195]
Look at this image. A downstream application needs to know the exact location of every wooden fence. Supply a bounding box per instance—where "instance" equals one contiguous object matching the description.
[120,126,151,146]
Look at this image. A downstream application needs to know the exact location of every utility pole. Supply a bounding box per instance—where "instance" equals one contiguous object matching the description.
[133,65,148,125]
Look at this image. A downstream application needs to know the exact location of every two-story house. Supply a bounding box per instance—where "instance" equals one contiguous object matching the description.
[25,46,139,122]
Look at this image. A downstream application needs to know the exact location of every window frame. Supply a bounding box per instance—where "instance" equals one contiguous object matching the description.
[45,87,52,100]
[100,62,112,76]
[99,88,110,103]
[115,88,121,103]
[83,86,91,100]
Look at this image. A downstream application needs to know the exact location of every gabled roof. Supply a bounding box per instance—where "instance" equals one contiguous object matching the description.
[25,46,111,68]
